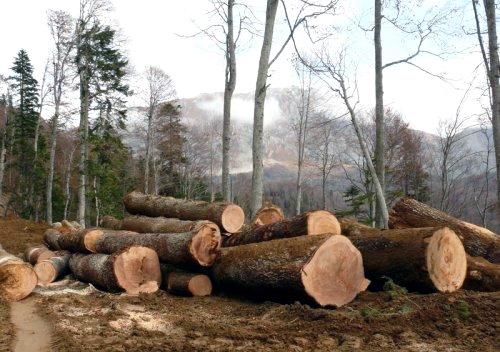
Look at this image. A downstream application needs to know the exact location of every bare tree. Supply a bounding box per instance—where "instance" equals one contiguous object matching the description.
[46,9,74,224]
[143,66,175,195]
[0,86,8,197]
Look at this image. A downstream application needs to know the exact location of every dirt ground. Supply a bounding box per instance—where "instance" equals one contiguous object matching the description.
[0,219,499,351]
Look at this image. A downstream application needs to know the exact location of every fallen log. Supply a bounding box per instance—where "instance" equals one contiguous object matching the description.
[211,234,369,307]
[90,225,221,268]
[160,264,212,296]
[47,228,137,253]
[222,210,341,247]
[24,245,56,265]
[124,191,244,233]
[43,229,63,250]
[0,244,37,301]
[69,246,161,294]
[338,218,372,236]
[462,256,500,292]
[251,204,284,227]
[101,214,218,235]
[34,251,71,285]
[389,197,499,263]
[345,227,467,293]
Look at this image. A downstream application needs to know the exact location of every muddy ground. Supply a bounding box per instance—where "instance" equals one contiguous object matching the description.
[0,219,499,351]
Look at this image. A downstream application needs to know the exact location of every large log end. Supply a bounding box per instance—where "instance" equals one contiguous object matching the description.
[301,234,369,307]
[426,227,467,293]
[221,204,245,233]
[113,246,161,295]
[0,262,38,301]
[190,223,222,266]
[167,272,212,296]
[34,261,57,285]
[252,205,284,227]
[307,210,341,236]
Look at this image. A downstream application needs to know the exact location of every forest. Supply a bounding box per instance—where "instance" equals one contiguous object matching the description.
[0,0,498,233]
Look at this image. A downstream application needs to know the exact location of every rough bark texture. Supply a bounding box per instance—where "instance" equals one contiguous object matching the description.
[34,251,71,285]
[160,264,212,296]
[250,0,279,216]
[345,227,467,293]
[24,245,55,265]
[338,218,372,237]
[462,255,500,292]
[43,229,63,250]
[101,214,217,235]
[222,210,340,247]
[92,227,221,268]
[124,191,244,233]
[212,234,369,307]
[77,70,89,227]
[389,197,499,262]
[251,204,285,227]
[69,246,161,294]
[0,244,37,301]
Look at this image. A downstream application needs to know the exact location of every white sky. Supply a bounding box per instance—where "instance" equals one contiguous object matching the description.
[0,0,489,133]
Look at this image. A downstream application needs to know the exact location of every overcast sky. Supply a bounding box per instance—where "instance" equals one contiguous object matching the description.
[0,0,488,133]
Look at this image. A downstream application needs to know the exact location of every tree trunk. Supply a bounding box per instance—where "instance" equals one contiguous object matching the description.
[0,101,8,197]
[345,227,467,293]
[144,107,153,195]
[251,204,284,227]
[43,229,63,250]
[212,234,369,307]
[87,227,221,268]
[251,0,279,216]
[483,0,500,213]
[24,245,56,265]
[101,215,218,235]
[124,191,244,233]
[77,72,90,227]
[34,251,71,285]
[222,210,340,247]
[160,263,212,296]
[374,0,386,228]
[321,174,327,210]
[389,197,500,262]
[0,244,37,301]
[69,246,161,294]
[46,112,58,225]
[222,0,237,202]
[462,255,500,292]
[63,148,75,220]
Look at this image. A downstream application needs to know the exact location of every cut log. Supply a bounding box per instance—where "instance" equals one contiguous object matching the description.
[33,251,71,285]
[101,214,218,235]
[160,263,212,296]
[91,224,221,268]
[462,256,500,292]
[124,191,244,233]
[47,228,137,253]
[211,234,369,307]
[222,210,341,247]
[69,246,161,294]
[24,245,56,265]
[389,197,499,263]
[345,227,467,293]
[0,244,37,301]
[338,218,372,236]
[251,204,284,227]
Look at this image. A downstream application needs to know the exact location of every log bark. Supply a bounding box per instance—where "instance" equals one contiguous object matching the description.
[43,229,63,250]
[124,191,244,233]
[338,218,372,236]
[90,225,221,268]
[251,204,284,227]
[211,234,369,307]
[101,214,217,234]
[69,246,161,294]
[389,197,499,263]
[0,244,37,301]
[49,228,137,254]
[24,245,56,265]
[462,256,500,292]
[34,251,71,285]
[160,263,212,296]
[345,227,467,293]
[222,210,340,247]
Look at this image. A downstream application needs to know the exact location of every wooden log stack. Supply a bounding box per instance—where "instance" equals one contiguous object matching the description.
[0,244,37,301]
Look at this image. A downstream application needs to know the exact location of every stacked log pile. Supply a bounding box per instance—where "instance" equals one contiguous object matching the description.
[5,192,497,304]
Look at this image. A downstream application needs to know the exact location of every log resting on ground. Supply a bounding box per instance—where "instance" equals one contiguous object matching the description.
[101,214,218,235]
[124,191,244,233]
[160,263,212,296]
[389,197,499,263]
[24,245,56,265]
[0,244,37,301]
[34,251,71,285]
[345,227,467,293]
[43,229,63,250]
[251,204,284,227]
[69,246,161,294]
[462,256,500,292]
[222,210,341,247]
[211,234,370,307]
[338,218,372,236]
[46,228,138,253]
[90,225,221,268]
